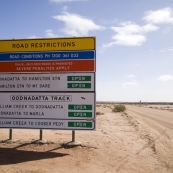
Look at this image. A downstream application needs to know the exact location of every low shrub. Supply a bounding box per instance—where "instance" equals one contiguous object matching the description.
[112,104,126,112]
[96,112,104,115]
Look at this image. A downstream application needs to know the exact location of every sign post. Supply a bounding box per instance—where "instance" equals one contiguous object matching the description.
[9,129,12,140]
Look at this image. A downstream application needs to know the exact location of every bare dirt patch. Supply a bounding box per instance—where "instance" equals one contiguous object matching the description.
[0,104,172,173]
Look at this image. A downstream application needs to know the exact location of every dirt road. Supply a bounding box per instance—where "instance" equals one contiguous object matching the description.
[0,104,173,173]
[126,104,173,171]
[126,105,173,139]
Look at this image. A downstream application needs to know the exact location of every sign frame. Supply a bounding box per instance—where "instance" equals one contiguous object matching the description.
[0,36,96,130]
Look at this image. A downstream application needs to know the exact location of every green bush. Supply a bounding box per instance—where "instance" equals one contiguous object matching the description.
[112,104,126,112]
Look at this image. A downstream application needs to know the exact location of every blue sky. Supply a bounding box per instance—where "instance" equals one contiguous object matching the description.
[0,0,173,102]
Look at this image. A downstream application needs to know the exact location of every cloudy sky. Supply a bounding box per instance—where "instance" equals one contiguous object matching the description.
[0,0,173,102]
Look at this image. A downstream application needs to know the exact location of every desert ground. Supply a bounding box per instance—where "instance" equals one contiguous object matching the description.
[0,104,173,173]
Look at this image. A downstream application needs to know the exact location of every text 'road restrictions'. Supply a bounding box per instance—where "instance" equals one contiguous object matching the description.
[0,119,95,130]
[0,92,95,120]
[0,73,95,92]
[0,37,95,52]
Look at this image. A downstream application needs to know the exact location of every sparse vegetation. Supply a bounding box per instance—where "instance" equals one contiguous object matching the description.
[96,104,101,107]
[96,112,104,115]
[121,112,128,116]
[112,104,126,112]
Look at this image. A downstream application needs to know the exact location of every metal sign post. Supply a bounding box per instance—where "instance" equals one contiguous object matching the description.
[9,129,12,140]
[72,130,75,142]
[40,130,43,140]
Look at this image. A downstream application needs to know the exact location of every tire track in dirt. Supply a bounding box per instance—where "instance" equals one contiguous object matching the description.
[114,113,157,173]
[126,105,173,172]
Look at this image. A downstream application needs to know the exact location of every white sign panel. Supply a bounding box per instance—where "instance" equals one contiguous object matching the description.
[0,119,95,130]
[0,92,95,120]
[0,73,95,92]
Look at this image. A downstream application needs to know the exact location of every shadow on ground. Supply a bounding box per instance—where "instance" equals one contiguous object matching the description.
[0,141,69,165]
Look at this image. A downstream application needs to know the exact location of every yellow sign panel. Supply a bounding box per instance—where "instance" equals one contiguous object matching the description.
[0,37,96,52]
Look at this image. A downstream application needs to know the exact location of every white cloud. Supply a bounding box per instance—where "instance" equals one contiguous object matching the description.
[45,30,59,37]
[52,12,105,36]
[122,80,138,89]
[101,7,173,51]
[126,75,135,78]
[27,35,38,38]
[168,47,173,51]
[143,7,173,24]
[150,47,173,53]
[111,22,158,34]
[112,34,146,46]
[102,22,158,48]
[45,29,53,33]
[62,6,68,11]
[100,18,118,25]
[158,75,173,81]
[27,30,59,39]
[50,0,88,3]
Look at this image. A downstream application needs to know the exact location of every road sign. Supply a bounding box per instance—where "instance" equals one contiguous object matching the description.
[0,37,96,52]
[0,51,95,61]
[0,60,95,72]
[0,119,95,130]
[0,36,96,131]
[0,92,95,119]
[0,92,95,130]
[0,73,95,92]
[0,39,96,73]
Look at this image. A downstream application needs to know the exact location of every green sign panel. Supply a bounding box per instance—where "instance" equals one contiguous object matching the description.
[68,105,92,110]
[67,76,91,81]
[68,122,92,128]
[67,83,91,88]
[68,112,92,117]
